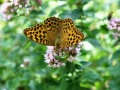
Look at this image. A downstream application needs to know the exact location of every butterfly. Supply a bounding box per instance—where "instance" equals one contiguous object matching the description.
[24,17,84,48]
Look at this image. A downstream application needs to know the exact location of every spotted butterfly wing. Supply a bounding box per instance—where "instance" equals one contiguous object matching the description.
[57,18,84,48]
[24,24,51,45]
[44,17,62,44]
[24,17,62,46]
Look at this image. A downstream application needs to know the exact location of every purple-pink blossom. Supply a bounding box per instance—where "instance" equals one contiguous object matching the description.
[108,18,120,38]
[0,0,29,20]
[44,42,83,68]
[0,2,13,20]
[108,18,120,30]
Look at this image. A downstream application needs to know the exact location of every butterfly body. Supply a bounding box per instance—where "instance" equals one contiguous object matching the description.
[24,17,84,48]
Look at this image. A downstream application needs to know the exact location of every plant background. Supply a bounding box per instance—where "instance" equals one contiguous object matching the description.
[0,0,120,90]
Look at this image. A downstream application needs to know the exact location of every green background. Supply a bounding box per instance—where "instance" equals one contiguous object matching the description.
[0,0,120,90]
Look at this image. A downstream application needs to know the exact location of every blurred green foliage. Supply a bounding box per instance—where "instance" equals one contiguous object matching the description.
[0,0,120,90]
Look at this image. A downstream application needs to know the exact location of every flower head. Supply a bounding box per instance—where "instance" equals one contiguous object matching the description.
[108,18,120,30]
[0,2,13,20]
[44,42,83,68]
[108,18,120,38]
[0,0,29,20]
[44,46,66,68]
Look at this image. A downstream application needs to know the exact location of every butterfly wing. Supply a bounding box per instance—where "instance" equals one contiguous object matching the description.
[24,17,62,46]
[58,18,84,48]
[24,24,55,46]
[43,17,62,44]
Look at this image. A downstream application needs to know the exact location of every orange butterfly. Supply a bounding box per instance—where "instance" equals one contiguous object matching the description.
[24,17,84,48]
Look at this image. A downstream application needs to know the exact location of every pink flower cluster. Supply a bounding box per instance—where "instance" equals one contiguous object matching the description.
[108,18,120,38]
[44,42,83,68]
[0,2,13,20]
[0,0,29,20]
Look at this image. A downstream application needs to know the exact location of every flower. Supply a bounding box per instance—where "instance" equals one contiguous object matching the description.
[44,42,83,68]
[0,2,13,20]
[108,18,120,30]
[0,0,29,20]
[44,46,66,68]
[108,18,120,38]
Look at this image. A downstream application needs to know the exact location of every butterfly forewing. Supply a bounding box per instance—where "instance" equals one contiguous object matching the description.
[24,24,54,46]
[24,17,63,46]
